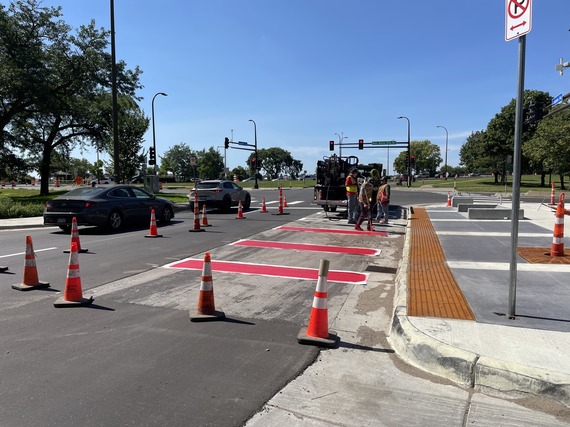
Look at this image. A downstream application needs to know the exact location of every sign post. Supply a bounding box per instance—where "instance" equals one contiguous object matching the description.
[505,0,531,319]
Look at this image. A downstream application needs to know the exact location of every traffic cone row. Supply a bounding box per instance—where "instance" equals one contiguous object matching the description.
[550,181,556,205]
[145,209,163,238]
[551,193,565,257]
[12,236,50,291]
[297,259,338,348]
[64,217,89,251]
[446,192,452,207]
[189,192,205,232]
[190,252,224,321]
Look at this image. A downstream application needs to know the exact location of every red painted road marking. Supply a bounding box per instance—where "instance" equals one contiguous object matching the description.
[165,259,368,285]
[275,225,388,237]
[232,239,381,256]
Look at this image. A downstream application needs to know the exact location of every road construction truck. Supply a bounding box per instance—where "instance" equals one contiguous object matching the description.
[313,154,383,213]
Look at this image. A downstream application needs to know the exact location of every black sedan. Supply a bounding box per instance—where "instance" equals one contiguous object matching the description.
[44,185,175,231]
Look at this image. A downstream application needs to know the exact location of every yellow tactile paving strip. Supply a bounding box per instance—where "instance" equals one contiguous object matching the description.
[408,208,475,320]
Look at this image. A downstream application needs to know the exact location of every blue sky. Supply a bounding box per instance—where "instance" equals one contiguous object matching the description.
[42,0,570,175]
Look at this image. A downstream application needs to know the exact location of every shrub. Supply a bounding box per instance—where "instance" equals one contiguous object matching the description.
[0,196,44,219]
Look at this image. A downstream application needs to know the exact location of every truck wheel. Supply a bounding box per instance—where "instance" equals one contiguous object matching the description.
[330,206,337,212]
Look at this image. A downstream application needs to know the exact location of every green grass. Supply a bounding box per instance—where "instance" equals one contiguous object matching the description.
[415,174,562,194]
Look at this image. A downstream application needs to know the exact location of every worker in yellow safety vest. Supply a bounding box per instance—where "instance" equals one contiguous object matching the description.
[345,168,359,224]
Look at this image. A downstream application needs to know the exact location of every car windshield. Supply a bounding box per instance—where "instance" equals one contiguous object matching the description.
[196,182,220,189]
[62,187,106,197]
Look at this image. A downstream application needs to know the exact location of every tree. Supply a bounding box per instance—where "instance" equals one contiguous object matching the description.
[230,166,247,181]
[393,140,441,175]
[459,130,490,173]
[196,147,224,180]
[525,108,570,189]
[160,143,193,182]
[1,1,142,195]
[250,147,302,179]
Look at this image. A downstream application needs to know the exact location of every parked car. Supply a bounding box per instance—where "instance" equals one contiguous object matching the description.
[44,185,174,231]
[131,174,144,184]
[189,180,251,213]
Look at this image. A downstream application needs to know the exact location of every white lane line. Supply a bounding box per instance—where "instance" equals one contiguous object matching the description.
[447,261,570,272]
[286,201,304,205]
[436,231,552,237]
[0,247,58,259]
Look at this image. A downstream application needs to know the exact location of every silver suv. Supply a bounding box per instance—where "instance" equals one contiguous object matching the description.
[189,180,251,213]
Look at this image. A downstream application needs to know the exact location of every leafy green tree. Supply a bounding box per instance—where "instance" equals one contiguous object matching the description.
[250,147,302,179]
[1,1,142,194]
[196,147,224,180]
[230,166,247,181]
[459,130,490,173]
[393,140,441,175]
[525,108,570,189]
[160,143,193,182]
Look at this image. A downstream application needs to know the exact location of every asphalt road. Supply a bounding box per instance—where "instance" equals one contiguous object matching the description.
[0,188,447,426]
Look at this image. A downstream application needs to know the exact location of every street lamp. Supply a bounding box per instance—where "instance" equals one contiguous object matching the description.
[334,132,347,158]
[397,116,411,187]
[248,119,259,189]
[110,0,120,182]
[436,125,449,179]
[151,92,168,175]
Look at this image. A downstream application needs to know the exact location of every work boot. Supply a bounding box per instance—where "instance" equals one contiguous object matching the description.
[354,224,364,231]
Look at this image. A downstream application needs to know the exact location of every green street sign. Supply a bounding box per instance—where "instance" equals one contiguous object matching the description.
[371,140,397,145]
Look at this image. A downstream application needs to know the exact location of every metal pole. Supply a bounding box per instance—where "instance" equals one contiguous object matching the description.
[437,125,448,179]
[151,92,167,176]
[508,35,526,319]
[398,116,411,187]
[110,0,120,183]
[335,132,345,159]
[249,119,258,189]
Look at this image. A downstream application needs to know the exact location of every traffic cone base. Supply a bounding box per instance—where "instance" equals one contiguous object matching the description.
[64,248,88,253]
[54,295,94,307]
[190,309,225,322]
[12,280,50,292]
[297,327,338,348]
[1,266,9,272]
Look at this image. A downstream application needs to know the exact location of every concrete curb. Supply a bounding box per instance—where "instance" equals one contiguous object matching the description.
[387,207,570,408]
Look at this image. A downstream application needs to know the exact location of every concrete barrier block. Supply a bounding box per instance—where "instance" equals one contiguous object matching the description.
[452,196,474,207]
[468,208,524,220]
[457,203,497,213]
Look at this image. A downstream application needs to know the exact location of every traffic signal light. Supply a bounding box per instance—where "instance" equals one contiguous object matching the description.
[149,146,156,165]
[329,140,334,151]
[358,139,364,150]
[224,137,230,149]
[411,154,415,169]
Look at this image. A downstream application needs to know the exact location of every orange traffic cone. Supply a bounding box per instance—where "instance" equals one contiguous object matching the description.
[283,194,288,208]
[190,252,225,321]
[236,200,246,219]
[189,193,205,232]
[551,193,565,257]
[272,186,289,215]
[550,181,556,205]
[12,236,50,291]
[446,192,452,207]
[260,196,268,213]
[201,204,211,227]
[297,259,339,348]
[145,209,162,238]
[64,217,88,252]
[54,242,94,307]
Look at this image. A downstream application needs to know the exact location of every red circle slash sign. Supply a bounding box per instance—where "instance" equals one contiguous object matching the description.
[508,0,529,19]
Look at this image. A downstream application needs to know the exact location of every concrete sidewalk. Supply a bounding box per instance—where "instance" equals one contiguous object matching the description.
[389,199,570,408]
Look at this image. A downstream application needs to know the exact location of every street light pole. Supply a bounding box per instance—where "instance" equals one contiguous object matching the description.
[151,92,168,176]
[335,132,347,158]
[249,119,258,189]
[437,125,448,179]
[397,116,411,187]
[110,0,120,183]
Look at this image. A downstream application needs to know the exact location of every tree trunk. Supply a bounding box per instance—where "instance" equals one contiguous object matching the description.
[39,145,53,196]
[540,171,545,187]
[560,174,566,191]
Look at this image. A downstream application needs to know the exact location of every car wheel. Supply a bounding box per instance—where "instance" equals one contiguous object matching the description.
[59,225,71,233]
[222,196,232,213]
[243,194,251,210]
[107,210,123,230]
[161,206,173,223]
